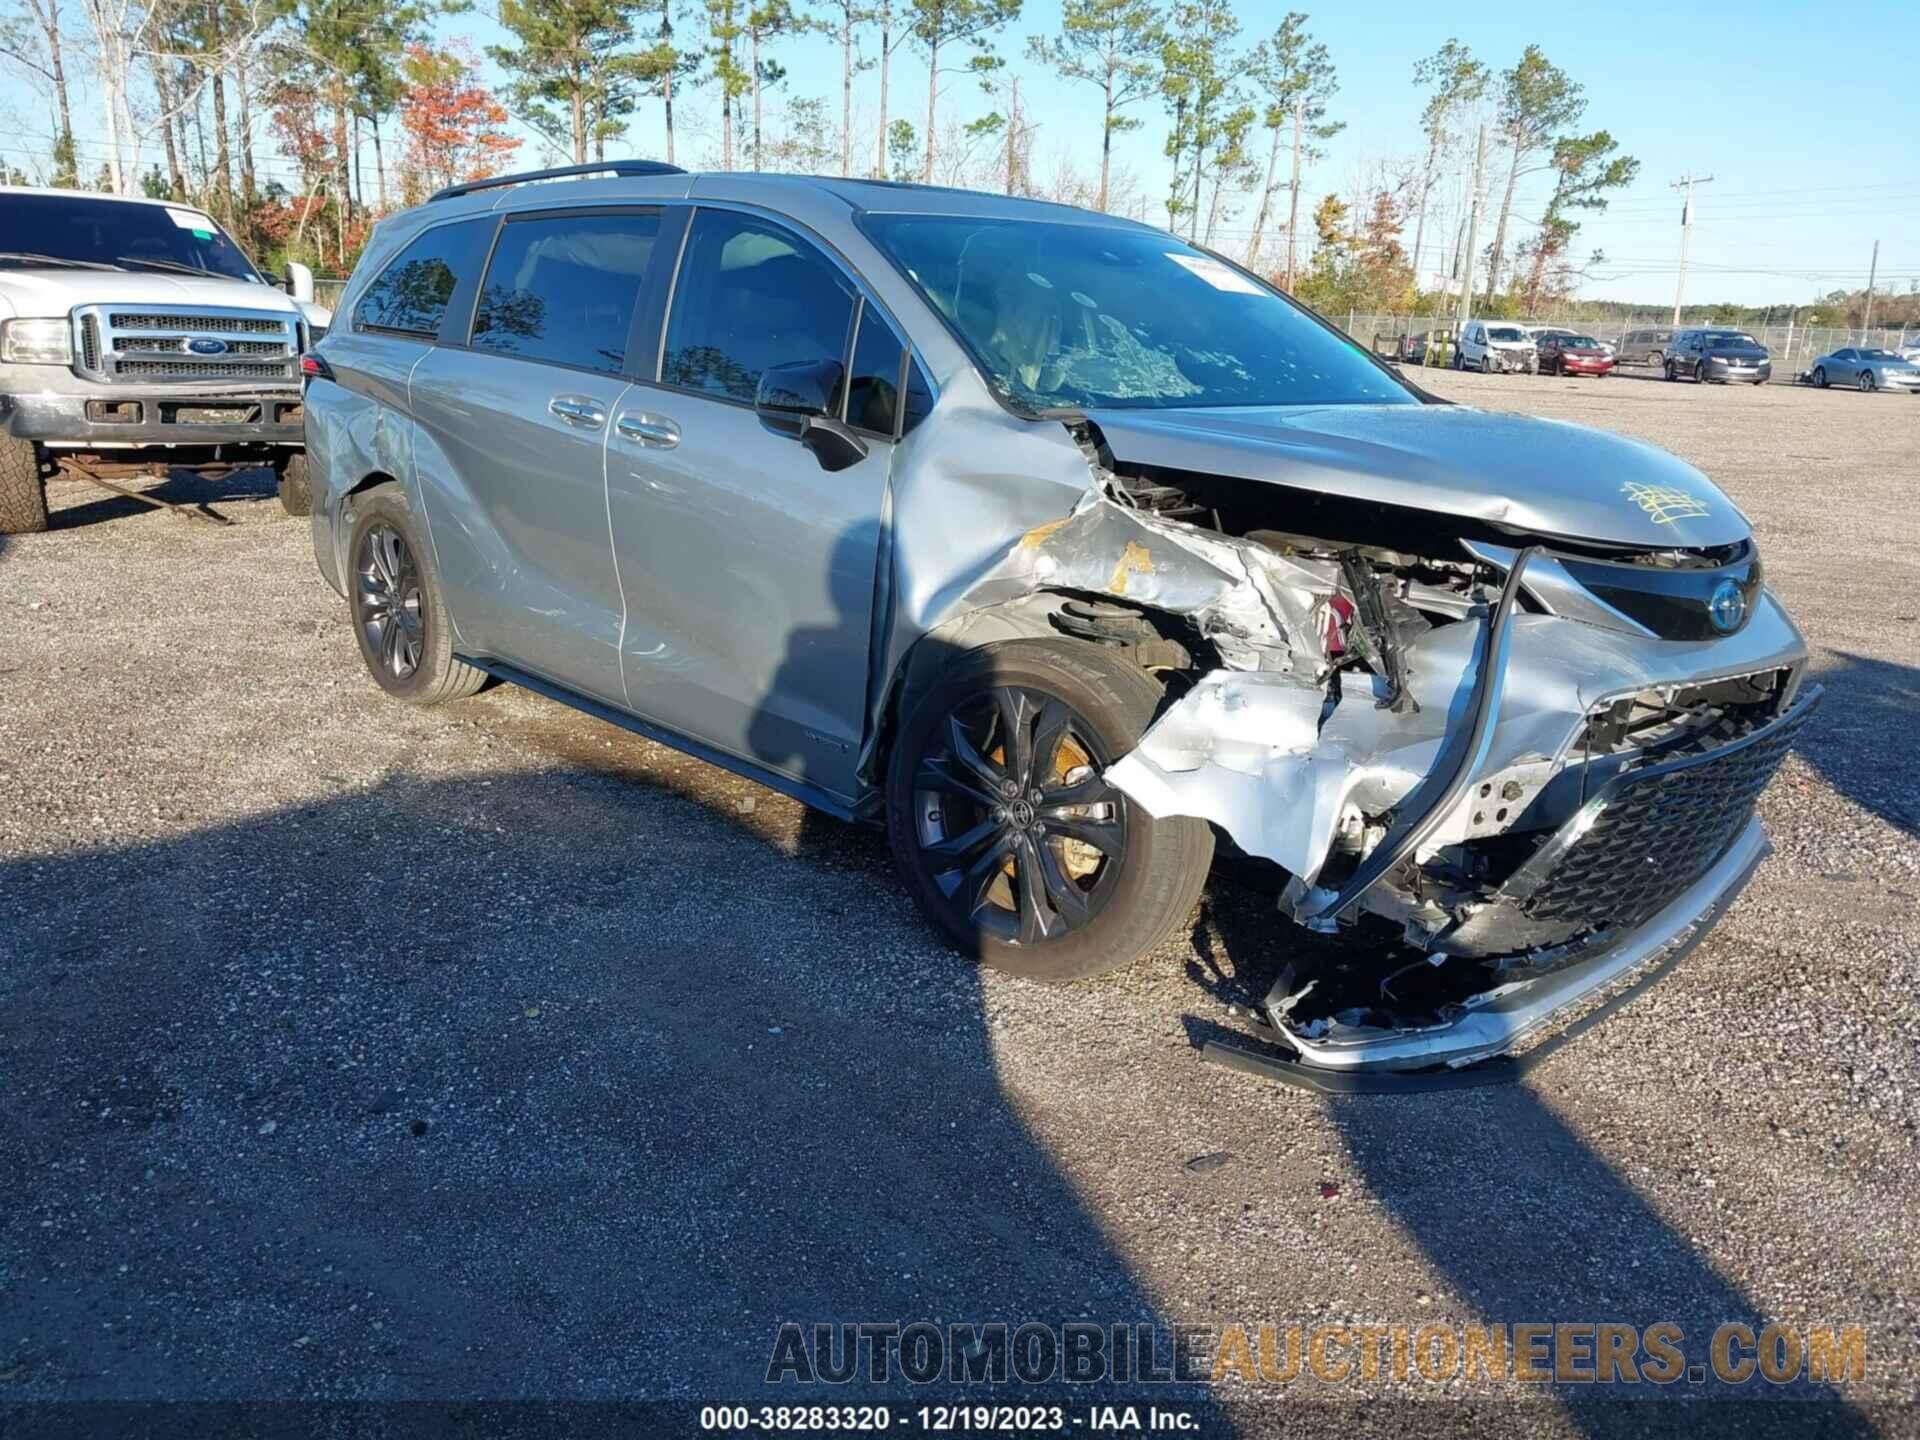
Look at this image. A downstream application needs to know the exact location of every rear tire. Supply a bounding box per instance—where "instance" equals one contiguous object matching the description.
[275,452,312,517]
[0,432,49,535]
[345,485,485,705]
[1858,370,1875,393]
[886,639,1213,983]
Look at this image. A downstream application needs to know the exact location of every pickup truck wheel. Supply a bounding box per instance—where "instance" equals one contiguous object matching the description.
[275,453,312,517]
[0,432,49,535]
[886,639,1214,983]
[345,486,484,705]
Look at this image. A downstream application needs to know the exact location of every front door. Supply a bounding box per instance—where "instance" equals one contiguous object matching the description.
[605,207,903,800]
[410,207,664,704]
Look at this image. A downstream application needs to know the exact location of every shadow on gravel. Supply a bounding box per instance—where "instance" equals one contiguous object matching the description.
[43,465,276,532]
[1801,651,1919,838]
[0,768,1229,1423]
[1191,877,1877,1436]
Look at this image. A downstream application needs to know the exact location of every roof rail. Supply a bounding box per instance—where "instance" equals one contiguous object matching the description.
[429,160,687,204]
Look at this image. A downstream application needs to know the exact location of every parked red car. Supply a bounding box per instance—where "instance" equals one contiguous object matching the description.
[1538,333,1615,377]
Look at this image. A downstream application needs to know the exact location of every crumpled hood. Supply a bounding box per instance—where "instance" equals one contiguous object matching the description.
[0,269,295,322]
[1086,403,1752,550]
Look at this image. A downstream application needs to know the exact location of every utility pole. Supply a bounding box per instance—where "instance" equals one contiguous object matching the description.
[1862,238,1880,340]
[1455,125,1487,334]
[1670,172,1713,325]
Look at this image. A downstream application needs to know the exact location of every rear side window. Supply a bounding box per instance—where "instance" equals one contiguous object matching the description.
[354,219,491,338]
[663,210,856,403]
[471,211,659,374]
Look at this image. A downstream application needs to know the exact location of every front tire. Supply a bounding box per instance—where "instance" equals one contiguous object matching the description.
[345,485,484,705]
[886,639,1213,983]
[1480,355,1493,374]
[1815,366,1828,388]
[0,432,49,535]
[275,452,312,517]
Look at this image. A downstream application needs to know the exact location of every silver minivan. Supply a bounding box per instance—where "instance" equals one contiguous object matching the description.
[303,162,1816,1082]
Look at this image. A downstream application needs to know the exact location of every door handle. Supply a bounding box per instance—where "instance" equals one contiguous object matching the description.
[549,395,607,428]
[615,412,680,449]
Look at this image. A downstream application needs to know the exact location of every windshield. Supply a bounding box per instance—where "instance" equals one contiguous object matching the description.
[0,193,262,282]
[1487,327,1526,342]
[1705,332,1759,348]
[1567,336,1599,347]
[860,214,1414,412]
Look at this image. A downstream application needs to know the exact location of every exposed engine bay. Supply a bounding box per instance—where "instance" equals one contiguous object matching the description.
[966,418,1818,1078]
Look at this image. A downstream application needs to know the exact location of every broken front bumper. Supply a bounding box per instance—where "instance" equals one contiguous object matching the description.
[1204,682,1820,1087]
[1206,816,1771,1091]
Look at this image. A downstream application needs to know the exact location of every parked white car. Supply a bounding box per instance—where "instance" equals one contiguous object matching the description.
[1454,320,1537,374]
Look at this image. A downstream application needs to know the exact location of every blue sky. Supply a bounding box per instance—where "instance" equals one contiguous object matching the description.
[457,0,1920,307]
[20,0,1920,306]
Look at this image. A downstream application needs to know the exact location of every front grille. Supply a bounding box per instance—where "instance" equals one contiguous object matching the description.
[71,304,297,385]
[1519,689,1820,931]
[117,336,285,357]
[116,359,291,381]
[107,312,285,334]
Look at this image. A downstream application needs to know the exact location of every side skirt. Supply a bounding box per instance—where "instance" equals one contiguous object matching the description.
[460,656,860,823]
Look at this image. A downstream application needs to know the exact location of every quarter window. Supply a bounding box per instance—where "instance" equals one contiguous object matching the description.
[471,211,659,374]
[845,303,906,435]
[354,218,491,337]
[662,210,856,404]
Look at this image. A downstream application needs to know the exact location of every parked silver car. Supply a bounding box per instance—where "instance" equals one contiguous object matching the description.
[1809,346,1920,393]
[303,162,1817,1083]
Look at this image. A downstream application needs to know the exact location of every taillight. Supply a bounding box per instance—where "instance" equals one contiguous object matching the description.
[300,354,333,381]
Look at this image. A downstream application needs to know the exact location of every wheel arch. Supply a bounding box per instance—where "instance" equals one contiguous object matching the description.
[322,468,405,596]
[857,588,1192,817]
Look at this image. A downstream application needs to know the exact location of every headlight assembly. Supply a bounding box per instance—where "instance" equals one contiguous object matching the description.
[1,317,74,365]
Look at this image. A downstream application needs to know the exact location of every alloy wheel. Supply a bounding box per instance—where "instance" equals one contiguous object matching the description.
[1815,366,1827,388]
[1859,370,1875,392]
[911,686,1128,946]
[356,522,425,680]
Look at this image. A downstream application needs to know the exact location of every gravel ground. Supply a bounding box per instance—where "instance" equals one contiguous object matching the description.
[2,372,1916,1435]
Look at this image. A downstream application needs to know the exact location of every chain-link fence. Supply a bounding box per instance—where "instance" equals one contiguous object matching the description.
[1344,312,1917,380]
[314,279,348,311]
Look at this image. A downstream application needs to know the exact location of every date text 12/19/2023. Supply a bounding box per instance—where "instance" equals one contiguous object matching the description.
[698,1404,1202,1431]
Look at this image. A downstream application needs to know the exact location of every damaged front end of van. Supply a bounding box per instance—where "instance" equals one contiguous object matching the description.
[892,400,1817,1088]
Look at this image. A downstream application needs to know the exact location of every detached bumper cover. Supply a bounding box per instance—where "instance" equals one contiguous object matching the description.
[0,389,303,448]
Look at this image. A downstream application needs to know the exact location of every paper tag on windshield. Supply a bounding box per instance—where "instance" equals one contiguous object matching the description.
[1165,252,1264,295]
[166,209,213,231]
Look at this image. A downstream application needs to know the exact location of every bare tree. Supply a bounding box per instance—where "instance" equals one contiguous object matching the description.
[0,0,79,182]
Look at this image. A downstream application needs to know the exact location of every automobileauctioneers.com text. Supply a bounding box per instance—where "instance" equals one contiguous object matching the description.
[763,1319,1866,1388]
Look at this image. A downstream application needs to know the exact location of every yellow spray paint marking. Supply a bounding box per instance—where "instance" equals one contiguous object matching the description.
[1019,517,1070,550]
[1108,540,1154,594]
[1620,480,1710,524]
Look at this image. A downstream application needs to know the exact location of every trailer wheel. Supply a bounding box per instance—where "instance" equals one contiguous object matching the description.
[0,431,48,535]
[276,452,312,517]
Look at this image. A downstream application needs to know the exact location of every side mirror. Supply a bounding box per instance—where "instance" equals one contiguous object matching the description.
[283,260,315,305]
[755,359,868,472]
